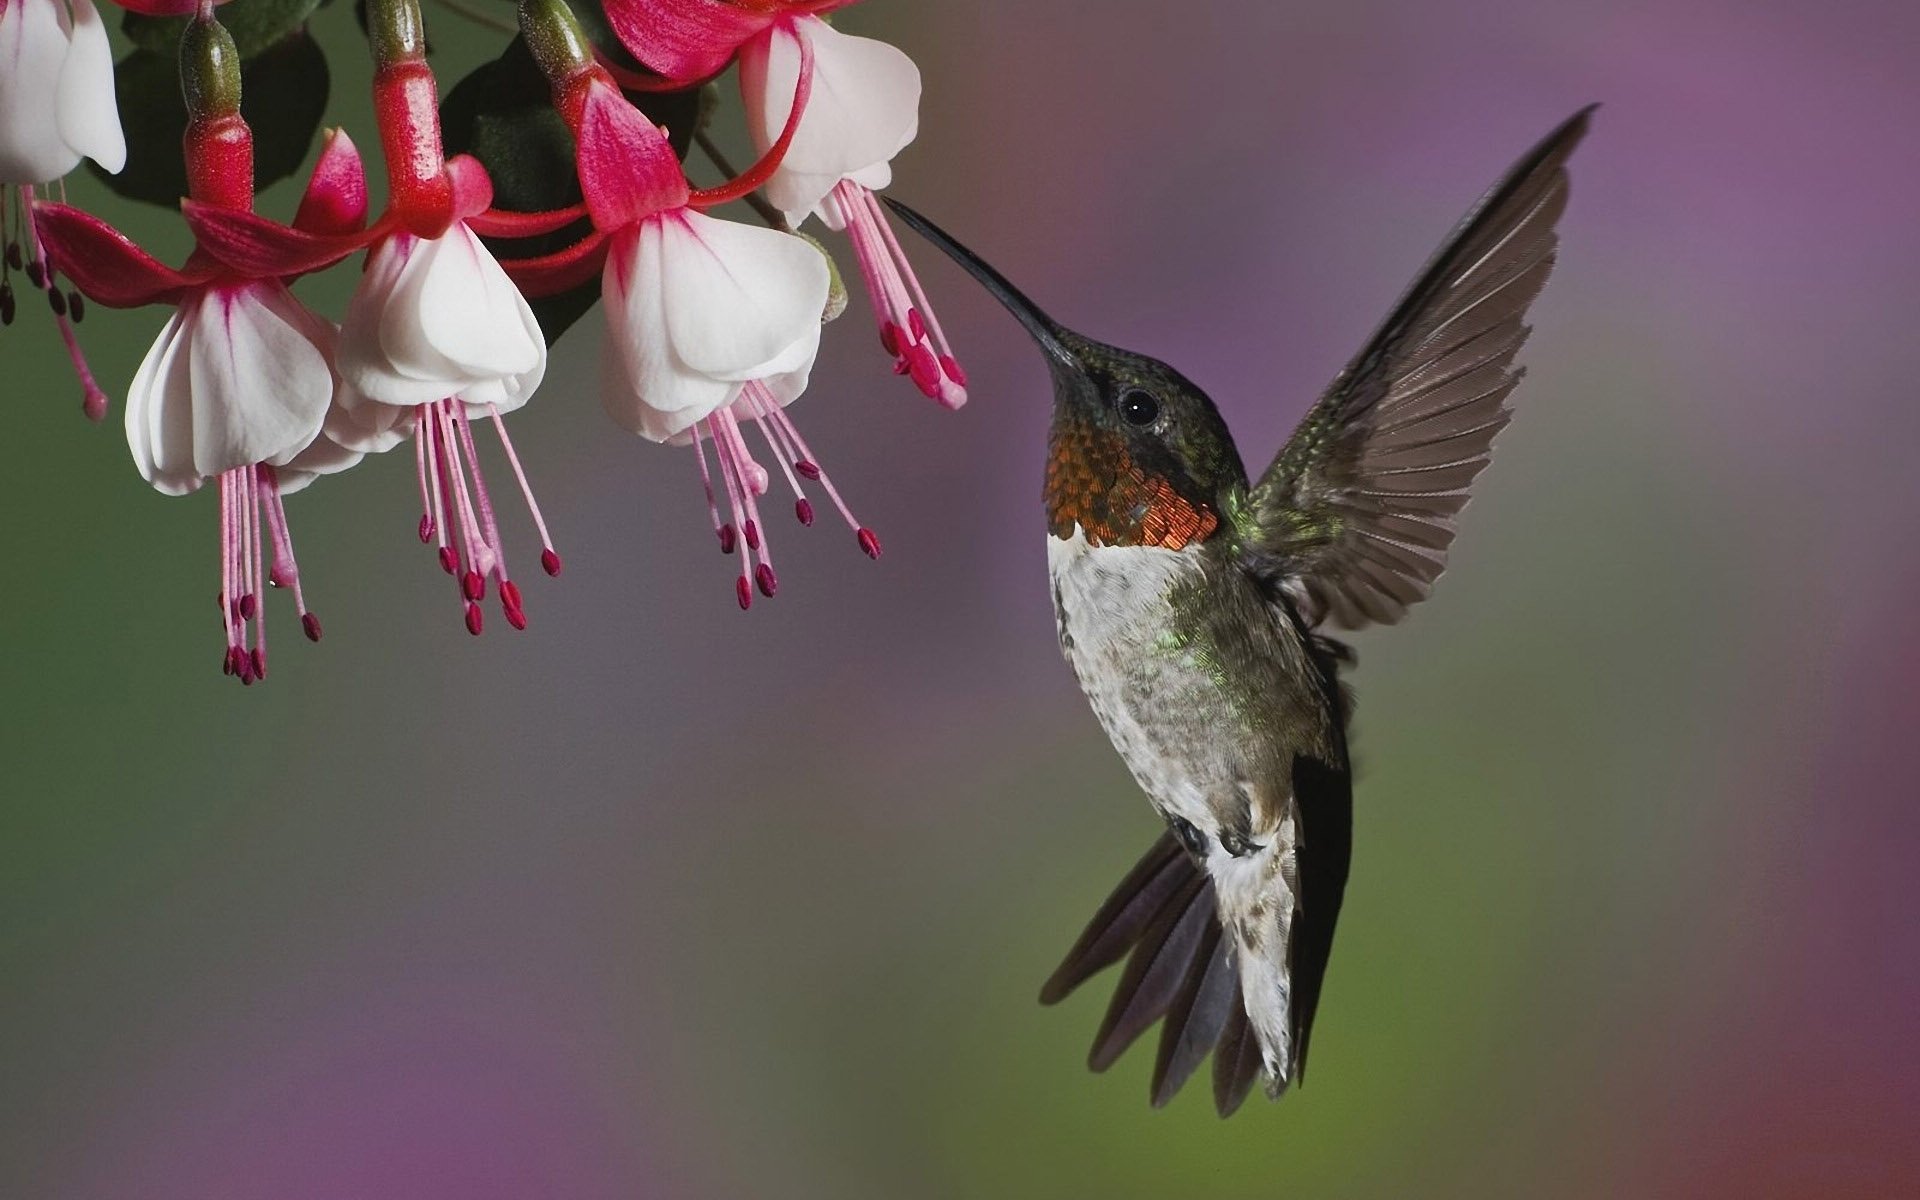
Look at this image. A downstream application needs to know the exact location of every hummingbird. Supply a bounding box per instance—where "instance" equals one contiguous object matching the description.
[885,106,1591,1115]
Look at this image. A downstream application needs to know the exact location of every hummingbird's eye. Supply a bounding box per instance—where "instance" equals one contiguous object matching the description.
[1118,389,1160,427]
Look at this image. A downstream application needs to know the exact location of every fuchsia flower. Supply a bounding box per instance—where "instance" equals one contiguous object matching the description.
[1,0,126,418]
[34,120,372,682]
[192,40,562,636]
[499,2,878,608]
[603,0,964,408]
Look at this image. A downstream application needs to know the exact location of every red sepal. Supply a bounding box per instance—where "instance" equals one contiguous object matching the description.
[575,78,690,229]
[498,230,612,297]
[293,129,370,236]
[181,201,378,278]
[468,204,591,239]
[31,204,211,308]
[603,0,776,82]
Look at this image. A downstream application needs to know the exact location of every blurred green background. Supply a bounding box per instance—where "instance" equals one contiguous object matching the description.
[5,0,1918,1196]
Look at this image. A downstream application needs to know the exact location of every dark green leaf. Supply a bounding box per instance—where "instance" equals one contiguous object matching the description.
[89,34,330,210]
[122,0,325,61]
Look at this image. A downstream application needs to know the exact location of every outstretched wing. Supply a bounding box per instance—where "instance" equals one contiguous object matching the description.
[1243,107,1593,629]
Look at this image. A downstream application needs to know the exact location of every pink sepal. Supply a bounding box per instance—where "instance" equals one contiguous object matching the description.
[468,203,591,239]
[576,79,691,230]
[446,154,496,221]
[293,129,369,236]
[499,230,611,297]
[181,201,376,278]
[603,0,775,83]
[31,203,210,308]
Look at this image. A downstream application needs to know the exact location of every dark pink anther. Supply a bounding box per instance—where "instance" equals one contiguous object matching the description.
[940,355,967,386]
[795,460,821,482]
[462,569,484,602]
[236,653,255,684]
[464,602,484,635]
[302,613,323,642]
[418,513,435,542]
[857,528,882,559]
[504,603,527,631]
[795,498,815,526]
[500,579,523,613]
[438,545,459,574]
[47,287,66,317]
[755,563,778,598]
[744,520,761,551]
[892,358,911,376]
[222,647,238,675]
[68,291,84,322]
[908,307,927,342]
[250,648,266,679]
[540,548,562,576]
[879,322,901,357]
[718,524,737,554]
[908,345,942,396]
[25,259,44,288]
[735,577,752,611]
[3,243,18,269]
[238,593,257,620]
[0,284,13,325]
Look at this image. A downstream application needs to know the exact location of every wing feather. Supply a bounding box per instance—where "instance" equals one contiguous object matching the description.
[1244,107,1593,629]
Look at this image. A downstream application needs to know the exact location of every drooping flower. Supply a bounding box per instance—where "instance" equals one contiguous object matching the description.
[499,0,876,607]
[739,14,966,408]
[197,10,561,635]
[33,87,370,681]
[0,0,126,418]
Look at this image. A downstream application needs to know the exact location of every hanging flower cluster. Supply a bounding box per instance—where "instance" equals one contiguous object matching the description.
[5,0,962,683]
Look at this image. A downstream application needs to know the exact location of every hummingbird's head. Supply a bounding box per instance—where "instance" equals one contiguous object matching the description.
[886,200,1246,550]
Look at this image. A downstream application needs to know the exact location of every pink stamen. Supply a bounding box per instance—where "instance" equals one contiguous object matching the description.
[832,180,968,409]
[691,422,735,553]
[708,412,759,609]
[411,397,558,631]
[487,405,559,576]
[15,186,109,421]
[742,382,879,557]
[211,463,322,683]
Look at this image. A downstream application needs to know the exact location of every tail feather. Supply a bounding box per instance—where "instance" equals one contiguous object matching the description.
[1045,832,1269,1116]
[1088,871,1212,1071]
[1039,833,1189,1005]
[1150,918,1237,1107]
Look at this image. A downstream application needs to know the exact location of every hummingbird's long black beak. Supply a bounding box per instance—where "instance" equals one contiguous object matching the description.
[883,198,1078,369]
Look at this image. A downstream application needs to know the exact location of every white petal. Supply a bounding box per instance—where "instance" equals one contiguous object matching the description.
[659,211,829,379]
[185,283,333,478]
[744,16,920,219]
[0,0,80,183]
[53,0,122,173]
[125,306,200,495]
[337,235,447,405]
[598,223,736,440]
[325,380,418,453]
[340,227,545,410]
[273,428,365,496]
[416,224,544,386]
